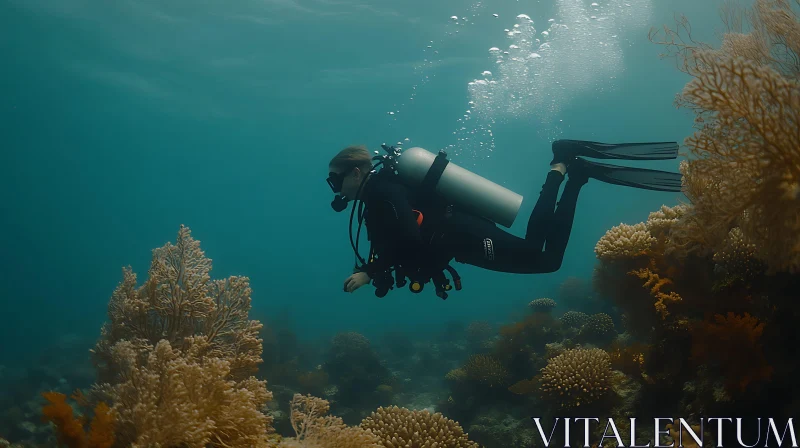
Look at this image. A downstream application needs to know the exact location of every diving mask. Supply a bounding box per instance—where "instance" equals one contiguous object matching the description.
[327,171,349,212]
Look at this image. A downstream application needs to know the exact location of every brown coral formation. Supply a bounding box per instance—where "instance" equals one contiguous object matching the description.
[463,355,509,388]
[91,224,264,383]
[578,313,617,344]
[540,347,612,408]
[650,0,800,273]
[560,311,589,328]
[712,227,766,286]
[595,223,655,261]
[109,337,274,447]
[528,298,556,312]
[278,394,381,448]
[85,225,274,447]
[359,406,479,448]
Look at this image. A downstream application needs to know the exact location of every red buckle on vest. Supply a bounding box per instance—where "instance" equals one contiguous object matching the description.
[412,209,423,226]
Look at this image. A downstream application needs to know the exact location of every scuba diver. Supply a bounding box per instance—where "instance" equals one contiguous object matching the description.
[326,139,683,299]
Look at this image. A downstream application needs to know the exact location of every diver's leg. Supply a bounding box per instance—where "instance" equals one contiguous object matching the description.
[536,173,589,271]
[524,169,565,250]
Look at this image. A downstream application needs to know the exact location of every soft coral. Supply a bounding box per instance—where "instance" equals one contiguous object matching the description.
[41,391,115,448]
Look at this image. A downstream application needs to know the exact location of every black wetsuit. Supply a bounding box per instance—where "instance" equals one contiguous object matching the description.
[359,168,586,279]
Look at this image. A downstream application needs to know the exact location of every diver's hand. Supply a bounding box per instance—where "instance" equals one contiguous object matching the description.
[343,272,371,293]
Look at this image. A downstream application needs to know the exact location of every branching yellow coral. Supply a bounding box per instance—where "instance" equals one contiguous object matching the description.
[645,204,689,241]
[109,337,274,448]
[278,394,382,448]
[92,225,264,383]
[360,406,479,448]
[629,268,672,295]
[629,268,683,319]
[595,223,656,261]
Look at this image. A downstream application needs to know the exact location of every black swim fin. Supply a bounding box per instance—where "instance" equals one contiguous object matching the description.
[551,139,679,164]
[568,157,684,192]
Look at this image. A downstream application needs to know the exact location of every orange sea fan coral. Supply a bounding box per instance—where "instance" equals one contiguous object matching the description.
[690,312,773,393]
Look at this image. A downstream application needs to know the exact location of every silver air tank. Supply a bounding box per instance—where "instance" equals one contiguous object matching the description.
[394,147,523,228]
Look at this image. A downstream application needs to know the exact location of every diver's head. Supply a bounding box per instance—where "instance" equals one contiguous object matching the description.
[327,145,373,210]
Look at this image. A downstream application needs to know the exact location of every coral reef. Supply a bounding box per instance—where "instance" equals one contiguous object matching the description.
[462,355,509,388]
[67,225,276,448]
[277,394,381,448]
[578,313,617,345]
[359,406,480,448]
[595,223,655,261]
[539,348,612,409]
[528,298,556,313]
[559,311,589,328]
[91,224,264,384]
[650,0,800,273]
[105,338,274,447]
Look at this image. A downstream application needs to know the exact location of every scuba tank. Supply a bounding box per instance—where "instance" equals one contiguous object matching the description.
[394,147,523,228]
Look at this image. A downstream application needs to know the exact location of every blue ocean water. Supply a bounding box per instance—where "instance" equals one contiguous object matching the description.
[0,0,727,368]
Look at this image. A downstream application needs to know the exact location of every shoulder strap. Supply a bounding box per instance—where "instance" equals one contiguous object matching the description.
[419,150,450,196]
